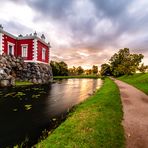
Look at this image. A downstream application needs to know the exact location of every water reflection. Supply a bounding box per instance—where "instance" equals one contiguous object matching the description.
[0,78,102,147]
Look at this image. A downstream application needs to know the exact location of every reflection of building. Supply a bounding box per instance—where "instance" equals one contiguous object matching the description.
[0,25,51,64]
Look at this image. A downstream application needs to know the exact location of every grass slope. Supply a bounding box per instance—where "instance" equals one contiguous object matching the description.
[118,73,148,95]
[37,78,124,148]
[53,75,99,79]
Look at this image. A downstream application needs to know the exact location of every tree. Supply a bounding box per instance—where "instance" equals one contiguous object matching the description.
[76,66,84,75]
[50,61,68,76]
[100,63,111,76]
[92,65,98,74]
[50,61,60,76]
[84,69,92,75]
[138,63,148,73]
[68,66,77,75]
[109,48,144,77]
[58,61,68,76]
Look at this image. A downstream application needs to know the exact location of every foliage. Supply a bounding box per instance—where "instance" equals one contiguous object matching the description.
[92,65,98,74]
[68,66,77,75]
[118,73,148,94]
[68,65,98,76]
[84,69,92,75]
[36,78,124,148]
[101,48,144,77]
[138,63,148,73]
[50,61,68,76]
[100,63,111,76]
[76,66,84,75]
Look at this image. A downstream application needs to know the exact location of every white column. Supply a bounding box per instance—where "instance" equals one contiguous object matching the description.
[33,39,38,62]
[48,48,50,63]
[0,33,4,55]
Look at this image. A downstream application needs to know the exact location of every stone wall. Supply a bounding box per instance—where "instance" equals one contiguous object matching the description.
[0,54,53,87]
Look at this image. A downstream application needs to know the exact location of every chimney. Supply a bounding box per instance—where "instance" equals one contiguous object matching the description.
[41,34,45,41]
[0,24,3,30]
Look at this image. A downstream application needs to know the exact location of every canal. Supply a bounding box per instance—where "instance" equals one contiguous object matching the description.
[0,78,102,147]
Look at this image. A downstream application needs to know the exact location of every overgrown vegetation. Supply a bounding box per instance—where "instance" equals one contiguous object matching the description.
[118,73,148,94]
[100,48,146,77]
[36,78,125,148]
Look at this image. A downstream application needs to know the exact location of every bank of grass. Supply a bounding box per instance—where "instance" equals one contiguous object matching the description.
[118,73,148,95]
[15,81,33,86]
[36,78,125,148]
[53,75,99,79]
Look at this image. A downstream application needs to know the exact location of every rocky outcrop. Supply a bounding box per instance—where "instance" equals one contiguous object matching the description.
[0,54,53,87]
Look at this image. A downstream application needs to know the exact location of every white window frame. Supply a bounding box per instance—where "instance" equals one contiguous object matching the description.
[8,42,14,55]
[42,48,46,60]
[21,44,28,57]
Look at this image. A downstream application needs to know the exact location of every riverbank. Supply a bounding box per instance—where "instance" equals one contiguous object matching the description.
[118,73,148,94]
[36,78,125,148]
[53,75,99,79]
[15,81,33,86]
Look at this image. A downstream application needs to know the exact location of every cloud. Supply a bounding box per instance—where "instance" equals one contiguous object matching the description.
[0,0,148,68]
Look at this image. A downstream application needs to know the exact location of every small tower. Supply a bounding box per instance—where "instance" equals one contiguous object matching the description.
[41,34,45,41]
[34,31,37,36]
[0,24,3,30]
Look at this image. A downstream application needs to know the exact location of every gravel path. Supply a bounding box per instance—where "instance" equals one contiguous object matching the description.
[113,79,148,148]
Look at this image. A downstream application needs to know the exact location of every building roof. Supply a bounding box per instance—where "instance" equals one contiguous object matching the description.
[0,27,51,47]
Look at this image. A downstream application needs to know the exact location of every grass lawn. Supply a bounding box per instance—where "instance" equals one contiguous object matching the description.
[118,73,148,95]
[15,81,33,86]
[53,75,99,79]
[36,78,125,148]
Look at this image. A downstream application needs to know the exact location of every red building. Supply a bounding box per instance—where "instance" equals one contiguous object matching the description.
[0,25,50,64]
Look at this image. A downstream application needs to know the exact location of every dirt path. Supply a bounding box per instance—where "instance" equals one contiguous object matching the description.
[113,79,148,148]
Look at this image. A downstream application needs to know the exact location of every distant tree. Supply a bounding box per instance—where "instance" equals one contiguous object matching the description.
[50,61,59,76]
[76,66,84,75]
[84,69,92,75]
[109,48,144,77]
[50,61,68,76]
[138,63,148,73]
[68,66,77,76]
[92,65,98,74]
[100,63,111,76]
[58,61,68,76]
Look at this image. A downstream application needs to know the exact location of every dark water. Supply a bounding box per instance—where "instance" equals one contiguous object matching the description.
[0,79,102,147]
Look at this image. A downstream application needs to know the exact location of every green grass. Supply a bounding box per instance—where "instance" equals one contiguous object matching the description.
[53,75,99,79]
[36,78,125,148]
[15,81,33,86]
[118,73,148,94]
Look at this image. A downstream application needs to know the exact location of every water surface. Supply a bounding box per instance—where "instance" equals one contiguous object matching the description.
[0,78,102,147]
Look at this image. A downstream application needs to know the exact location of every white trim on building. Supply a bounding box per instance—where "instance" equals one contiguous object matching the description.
[2,34,4,53]
[33,39,38,62]
[48,49,50,63]
[7,42,15,55]
[0,33,3,55]
[0,33,4,55]
[24,60,48,64]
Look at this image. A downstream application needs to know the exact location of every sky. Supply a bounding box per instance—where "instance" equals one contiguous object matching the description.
[0,0,148,69]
